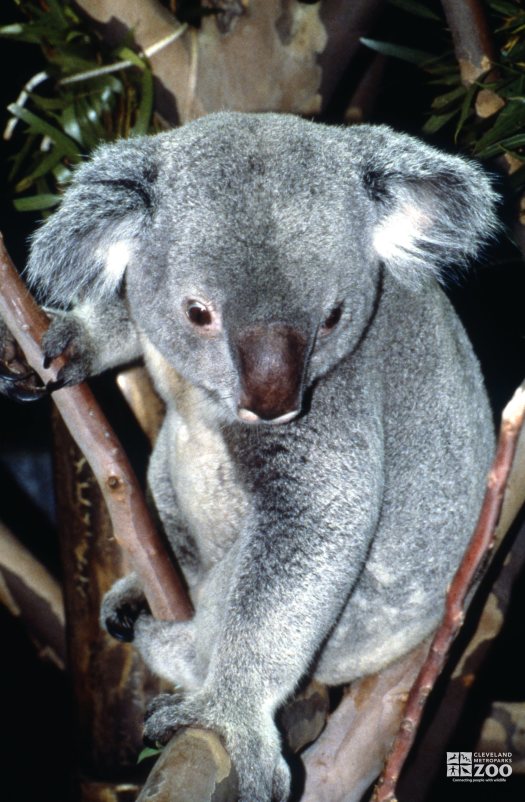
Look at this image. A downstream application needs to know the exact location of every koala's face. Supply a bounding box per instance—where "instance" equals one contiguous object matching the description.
[124,117,380,425]
[27,112,497,424]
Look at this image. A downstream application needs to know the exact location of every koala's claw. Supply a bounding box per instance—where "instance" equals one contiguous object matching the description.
[0,359,47,402]
[41,314,93,388]
[143,692,194,746]
[105,602,146,642]
[45,366,69,394]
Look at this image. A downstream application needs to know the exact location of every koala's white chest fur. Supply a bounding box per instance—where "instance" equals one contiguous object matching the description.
[143,339,249,570]
[168,413,248,565]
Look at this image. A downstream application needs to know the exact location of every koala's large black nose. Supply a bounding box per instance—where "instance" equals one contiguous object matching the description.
[234,324,307,424]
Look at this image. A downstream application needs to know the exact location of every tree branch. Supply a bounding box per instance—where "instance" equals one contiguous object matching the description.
[73,0,385,125]
[0,520,66,669]
[372,379,525,802]
[441,0,495,85]
[0,234,192,622]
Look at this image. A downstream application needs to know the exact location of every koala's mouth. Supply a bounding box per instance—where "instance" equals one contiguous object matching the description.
[237,407,300,426]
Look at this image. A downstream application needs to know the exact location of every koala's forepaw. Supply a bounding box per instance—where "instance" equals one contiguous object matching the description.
[101,574,149,643]
[0,320,46,402]
[106,603,150,642]
[143,692,197,746]
[42,313,93,390]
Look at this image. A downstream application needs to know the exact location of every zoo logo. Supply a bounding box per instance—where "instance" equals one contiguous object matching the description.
[447,752,513,781]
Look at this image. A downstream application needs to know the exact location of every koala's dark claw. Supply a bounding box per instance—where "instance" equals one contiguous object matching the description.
[46,376,66,394]
[40,315,93,387]
[105,602,143,642]
[0,361,47,403]
[46,363,87,393]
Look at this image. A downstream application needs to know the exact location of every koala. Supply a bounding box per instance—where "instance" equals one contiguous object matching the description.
[11,113,498,801]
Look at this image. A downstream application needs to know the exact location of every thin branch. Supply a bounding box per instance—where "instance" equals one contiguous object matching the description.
[372,380,525,802]
[0,234,193,622]
[59,23,188,85]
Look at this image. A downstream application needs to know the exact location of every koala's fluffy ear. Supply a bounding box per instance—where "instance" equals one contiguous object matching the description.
[26,136,160,307]
[352,125,499,288]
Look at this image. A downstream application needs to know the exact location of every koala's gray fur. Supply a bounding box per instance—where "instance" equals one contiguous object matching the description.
[23,112,497,801]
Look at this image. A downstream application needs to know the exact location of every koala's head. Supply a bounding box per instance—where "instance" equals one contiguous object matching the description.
[27,112,498,425]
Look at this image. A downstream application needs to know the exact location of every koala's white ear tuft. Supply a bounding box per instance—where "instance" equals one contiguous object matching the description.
[26,135,159,307]
[372,204,430,283]
[352,125,500,289]
[103,240,132,290]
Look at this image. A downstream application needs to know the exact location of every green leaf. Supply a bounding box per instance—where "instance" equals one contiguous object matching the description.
[7,133,37,183]
[131,67,154,135]
[61,103,85,146]
[454,83,477,140]
[431,85,465,111]
[13,193,62,212]
[388,0,442,21]
[487,0,522,15]
[474,99,525,153]
[477,133,525,158]
[7,104,80,158]
[137,746,162,764]
[360,37,436,66]
[115,45,146,70]
[14,148,65,192]
[422,110,457,134]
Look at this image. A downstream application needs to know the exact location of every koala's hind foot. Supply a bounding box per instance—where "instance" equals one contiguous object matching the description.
[144,690,291,802]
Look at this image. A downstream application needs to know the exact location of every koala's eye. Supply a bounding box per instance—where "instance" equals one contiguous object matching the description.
[320,304,343,336]
[186,300,213,327]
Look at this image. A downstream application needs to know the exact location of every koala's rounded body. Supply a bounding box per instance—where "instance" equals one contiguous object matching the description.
[19,112,497,802]
[138,272,492,692]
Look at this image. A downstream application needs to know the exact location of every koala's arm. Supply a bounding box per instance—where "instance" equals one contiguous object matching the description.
[4,136,159,391]
[140,421,384,801]
[41,297,141,387]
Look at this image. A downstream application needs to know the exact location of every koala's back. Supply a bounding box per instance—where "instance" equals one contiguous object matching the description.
[315,275,494,683]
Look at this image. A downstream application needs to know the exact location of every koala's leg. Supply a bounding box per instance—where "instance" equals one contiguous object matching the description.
[142,425,385,802]
[101,572,204,691]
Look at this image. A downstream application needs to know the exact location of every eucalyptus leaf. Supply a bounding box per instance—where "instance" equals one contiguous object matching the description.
[14,148,65,192]
[476,134,525,158]
[137,746,162,764]
[8,103,80,158]
[14,193,62,211]
[388,0,442,21]
[454,84,477,141]
[422,110,458,134]
[487,0,523,15]
[132,68,154,135]
[360,37,436,66]
[431,85,465,111]
[474,99,525,152]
